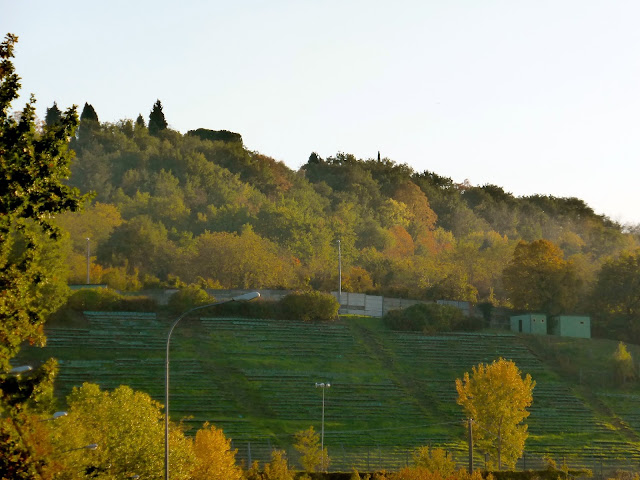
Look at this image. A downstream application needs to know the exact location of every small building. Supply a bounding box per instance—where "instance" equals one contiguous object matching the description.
[510,314,548,335]
[551,315,591,339]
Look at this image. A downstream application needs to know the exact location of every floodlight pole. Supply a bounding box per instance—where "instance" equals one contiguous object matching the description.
[468,418,473,473]
[315,382,331,471]
[86,238,90,284]
[164,292,260,480]
[337,239,342,303]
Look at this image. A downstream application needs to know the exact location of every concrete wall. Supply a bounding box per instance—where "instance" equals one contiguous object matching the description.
[134,288,472,318]
[510,314,548,335]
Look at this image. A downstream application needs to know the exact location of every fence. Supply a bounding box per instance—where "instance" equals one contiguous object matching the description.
[227,439,640,476]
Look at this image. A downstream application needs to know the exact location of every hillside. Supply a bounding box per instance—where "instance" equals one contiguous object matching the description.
[50,116,640,339]
[15,310,640,472]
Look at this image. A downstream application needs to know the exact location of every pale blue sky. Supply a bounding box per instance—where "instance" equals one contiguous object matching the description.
[3,1,639,224]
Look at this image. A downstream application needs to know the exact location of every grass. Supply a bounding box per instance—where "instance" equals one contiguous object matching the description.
[15,310,640,471]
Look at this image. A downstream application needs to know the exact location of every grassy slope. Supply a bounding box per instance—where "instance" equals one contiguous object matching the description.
[15,311,640,470]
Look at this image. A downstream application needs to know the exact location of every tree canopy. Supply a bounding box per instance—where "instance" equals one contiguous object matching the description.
[0,33,87,370]
[34,84,639,340]
[456,358,535,470]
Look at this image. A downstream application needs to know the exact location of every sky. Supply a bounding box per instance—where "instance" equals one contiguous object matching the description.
[3,0,639,225]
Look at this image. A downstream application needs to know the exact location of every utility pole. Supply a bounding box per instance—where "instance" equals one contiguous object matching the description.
[468,418,473,473]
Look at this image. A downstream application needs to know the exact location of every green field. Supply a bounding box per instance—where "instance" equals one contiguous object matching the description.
[15,311,640,472]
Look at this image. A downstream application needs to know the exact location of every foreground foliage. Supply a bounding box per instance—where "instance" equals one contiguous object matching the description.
[456,359,535,470]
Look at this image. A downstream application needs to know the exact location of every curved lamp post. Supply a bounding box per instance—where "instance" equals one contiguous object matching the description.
[58,443,98,455]
[164,291,260,480]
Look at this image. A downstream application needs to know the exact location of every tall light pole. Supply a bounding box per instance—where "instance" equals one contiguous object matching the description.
[165,292,260,480]
[315,382,330,471]
[86,237,90,285]
[337,239,342,302]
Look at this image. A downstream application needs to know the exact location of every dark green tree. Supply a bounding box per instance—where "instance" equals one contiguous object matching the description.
[0,32,88,478]
[77,102,99,138]
[79,102,98,123]
[591,249,640,340]
[135,113,145,128]
[44,102,62,127]
[148,99,167,135]
[0,33,87,369]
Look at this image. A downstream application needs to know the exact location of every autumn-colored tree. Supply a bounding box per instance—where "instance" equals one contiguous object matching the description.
[191,422,243,480]
[293,426,329,473]
[412,446,456,476]
[612,342,636,386]
[52,383,194,480]
[384,225,415,259]
[456,358,535,470]
[502,239,581,315]
[261,450,295,480]
[342,266,374,293]
[183,225,297,288]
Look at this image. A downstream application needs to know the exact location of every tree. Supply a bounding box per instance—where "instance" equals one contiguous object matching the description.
[591,249,640,339]
[192,422,243,480]
[293,426,329,473]
[135,113,146,128]
[44,102,62,127]
[52,383,194,480]
[77,102,99,139]
[80,102,99,123]
[261,450,294,480]
[148,99,168,135]
[502,239,581,315]
[0,33,87,370]
[456,358,535,470]
[612,342,636,386]
[412,446,456,476]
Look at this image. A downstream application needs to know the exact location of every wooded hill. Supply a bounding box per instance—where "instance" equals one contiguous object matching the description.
[51,102,640,340]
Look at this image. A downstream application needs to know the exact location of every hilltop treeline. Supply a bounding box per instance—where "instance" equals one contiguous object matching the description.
[53,103,640,337]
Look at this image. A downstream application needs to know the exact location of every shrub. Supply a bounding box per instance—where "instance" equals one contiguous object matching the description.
[412,446,456,477]
[167,284,215,314]
[383,303,475,334]
[65,288,157,312]
[278,291,339,322]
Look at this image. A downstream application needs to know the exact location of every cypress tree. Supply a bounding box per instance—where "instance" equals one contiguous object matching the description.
[80,102,99,123]
[148,99,167,136]
[77,102,99,138]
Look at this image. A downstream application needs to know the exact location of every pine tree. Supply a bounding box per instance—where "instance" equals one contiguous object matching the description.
[135,113,146,128]
[148,99,167,135]
[45,101,62,126]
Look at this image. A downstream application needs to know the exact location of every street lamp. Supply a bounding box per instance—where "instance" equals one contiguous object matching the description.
[58,443,98,455]
[9,365,32,375]
[164,291,260,480]
[315,382,331,471]
[39,411,68,422]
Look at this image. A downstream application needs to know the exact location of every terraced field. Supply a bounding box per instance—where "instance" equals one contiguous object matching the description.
[15,311,640,472]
